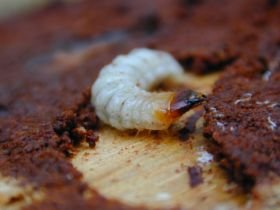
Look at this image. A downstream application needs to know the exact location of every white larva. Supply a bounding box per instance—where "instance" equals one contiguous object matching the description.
[91,48,205,130]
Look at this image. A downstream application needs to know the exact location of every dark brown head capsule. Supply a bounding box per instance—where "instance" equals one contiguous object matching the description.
[169,90,206,118]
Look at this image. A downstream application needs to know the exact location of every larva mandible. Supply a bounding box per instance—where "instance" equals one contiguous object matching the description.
[91,48,205,130]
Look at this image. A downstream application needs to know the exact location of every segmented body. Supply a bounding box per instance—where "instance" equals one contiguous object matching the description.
[91,48,204,130]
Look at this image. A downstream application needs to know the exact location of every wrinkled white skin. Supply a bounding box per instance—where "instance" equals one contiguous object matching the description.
[91,48,184,130]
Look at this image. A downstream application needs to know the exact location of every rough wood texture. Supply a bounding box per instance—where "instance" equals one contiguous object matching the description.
[72,121,247,209]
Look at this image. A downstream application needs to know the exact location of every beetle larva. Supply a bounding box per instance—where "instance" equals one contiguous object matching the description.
[91,48,205,130]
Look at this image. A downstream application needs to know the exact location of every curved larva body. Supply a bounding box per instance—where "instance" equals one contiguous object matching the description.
[91,48,204,130]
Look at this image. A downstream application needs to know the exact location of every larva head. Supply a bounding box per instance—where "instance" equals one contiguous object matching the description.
[154,90,206,129]
[169,90,206,118]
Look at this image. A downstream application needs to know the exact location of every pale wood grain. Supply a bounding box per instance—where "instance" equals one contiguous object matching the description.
[0,176,44,210]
